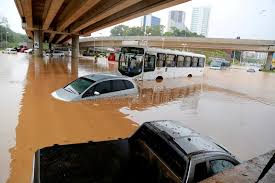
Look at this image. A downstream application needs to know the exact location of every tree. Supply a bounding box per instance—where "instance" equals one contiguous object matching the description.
[163,27,204,37]
[110,25,129,36]
[126,26,143,36]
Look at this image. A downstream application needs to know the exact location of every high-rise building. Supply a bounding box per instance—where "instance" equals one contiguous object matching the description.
[191,7,211,37]
[167,10,185,32]
[141,14,161,28]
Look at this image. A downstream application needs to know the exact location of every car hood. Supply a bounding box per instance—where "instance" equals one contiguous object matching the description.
[51,88,79,102]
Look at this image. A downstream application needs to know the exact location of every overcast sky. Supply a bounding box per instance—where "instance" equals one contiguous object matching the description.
[0,0,274,40]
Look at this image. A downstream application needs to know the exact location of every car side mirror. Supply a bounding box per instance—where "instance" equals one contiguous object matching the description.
[94,91,100,96]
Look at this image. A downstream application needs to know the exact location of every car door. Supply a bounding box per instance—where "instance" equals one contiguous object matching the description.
[187,156,209,183]
[111,79,129,97]
[81,80,112,100]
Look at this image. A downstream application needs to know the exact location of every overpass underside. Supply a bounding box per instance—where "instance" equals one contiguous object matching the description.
[15,0,190,57]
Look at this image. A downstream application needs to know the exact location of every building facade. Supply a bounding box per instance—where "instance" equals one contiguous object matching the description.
[141,14,161,28]
[167,10,185,32]
[191,7,211,37]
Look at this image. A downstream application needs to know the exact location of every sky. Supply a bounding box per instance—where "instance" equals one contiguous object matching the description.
[0,0,275,40]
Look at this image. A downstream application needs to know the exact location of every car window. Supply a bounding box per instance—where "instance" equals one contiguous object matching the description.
[123,80,134,89]
[193,162,208,182]
[112,80,127,92]
[94,80,112,94]
[133,126,187,180]
[209,159,235,175]
[66,78,95,94]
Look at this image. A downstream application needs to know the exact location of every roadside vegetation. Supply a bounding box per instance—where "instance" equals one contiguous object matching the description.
[0,17,28,49]
[111,25,204,37]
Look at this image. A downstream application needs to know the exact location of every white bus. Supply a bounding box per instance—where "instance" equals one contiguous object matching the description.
[118,46,206,80]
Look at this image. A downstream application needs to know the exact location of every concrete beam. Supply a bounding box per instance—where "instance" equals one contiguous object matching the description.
[21,0,33,28]
[42,0,64,30]
[15,0,23,17]
[71,0,142,34]
[56,0,101,32]
[82,0,190,35]
[56,35,67,44]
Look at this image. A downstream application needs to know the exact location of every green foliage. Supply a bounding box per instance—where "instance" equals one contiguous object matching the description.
[0,24,28,48]
[191,49,229,65]
[110,25,129,36]
[110,25,204,37]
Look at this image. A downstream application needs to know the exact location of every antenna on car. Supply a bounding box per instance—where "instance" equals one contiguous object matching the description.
[255,153,275,182]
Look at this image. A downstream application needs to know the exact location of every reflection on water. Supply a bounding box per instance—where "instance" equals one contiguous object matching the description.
[0,53,275,183]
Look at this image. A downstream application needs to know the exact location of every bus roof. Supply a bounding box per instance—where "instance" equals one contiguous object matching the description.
[121,46,206,58]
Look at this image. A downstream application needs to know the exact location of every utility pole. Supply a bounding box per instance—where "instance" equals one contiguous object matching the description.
[232,50,236,65]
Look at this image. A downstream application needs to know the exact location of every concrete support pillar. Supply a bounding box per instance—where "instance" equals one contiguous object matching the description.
[72,35,79,58]
[33,30,43,57]
[265,52,274,70]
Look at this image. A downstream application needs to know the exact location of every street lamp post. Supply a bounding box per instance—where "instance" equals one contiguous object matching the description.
[6,31,8,48]
[232,50,236,65]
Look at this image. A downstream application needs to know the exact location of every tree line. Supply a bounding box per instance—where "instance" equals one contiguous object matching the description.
[110,25,204,37]
[0,16,28,49]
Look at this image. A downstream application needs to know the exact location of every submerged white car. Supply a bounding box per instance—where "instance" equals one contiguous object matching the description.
[2,48,17,54]
[52,74,138,102]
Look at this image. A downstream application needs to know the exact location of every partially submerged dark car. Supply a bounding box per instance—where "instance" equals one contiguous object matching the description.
[32,120,240,183]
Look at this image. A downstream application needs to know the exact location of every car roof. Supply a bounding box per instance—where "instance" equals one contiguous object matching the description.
[148,120,230,156]
[82,73,130,82]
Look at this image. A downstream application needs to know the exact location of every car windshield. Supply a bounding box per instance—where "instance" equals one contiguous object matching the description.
[65,78,95,94]
[211,61,222,67]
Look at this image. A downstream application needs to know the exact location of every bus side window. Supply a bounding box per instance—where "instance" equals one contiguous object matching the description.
[157,53,166,67]
[198,57,205,67]
[177,55,184,67]
[184,56,192,67]
[166,54,176,67]
[144,54,156,72]
[192,57,199,67]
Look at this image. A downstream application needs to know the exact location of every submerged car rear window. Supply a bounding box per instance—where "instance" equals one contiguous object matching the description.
[67,78,95,94]
[131,125,187,180]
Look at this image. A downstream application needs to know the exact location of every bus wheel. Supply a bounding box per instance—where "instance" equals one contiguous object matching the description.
[156,76,163,82]
[187,74,192,78]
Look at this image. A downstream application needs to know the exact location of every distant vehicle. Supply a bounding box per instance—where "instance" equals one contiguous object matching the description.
[2,48,17,54]
[20,47,28,53]
[118,46,206,80]
[51,73,138,102]
[210,59,231,70]
[46,50,65,57]
[54,47,72,56]
[107,52,116,61]
[247,68,256,72]
[32,120,240,183]
[24,48,33,54]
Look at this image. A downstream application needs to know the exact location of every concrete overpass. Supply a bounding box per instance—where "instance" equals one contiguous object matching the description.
[80,36,275,69]
[14,0,190,57]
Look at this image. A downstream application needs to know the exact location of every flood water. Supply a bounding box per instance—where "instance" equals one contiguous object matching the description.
[0,53,275,183]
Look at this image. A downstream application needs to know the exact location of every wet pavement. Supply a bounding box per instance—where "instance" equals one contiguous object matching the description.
[0,53,275,183]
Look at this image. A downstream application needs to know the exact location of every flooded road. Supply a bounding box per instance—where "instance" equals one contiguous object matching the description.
[0,53,275,183]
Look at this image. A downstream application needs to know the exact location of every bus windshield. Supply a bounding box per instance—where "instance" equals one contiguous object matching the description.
[118,52,144,77]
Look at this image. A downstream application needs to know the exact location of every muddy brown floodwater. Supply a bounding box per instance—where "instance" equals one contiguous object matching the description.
[0,53,275,183]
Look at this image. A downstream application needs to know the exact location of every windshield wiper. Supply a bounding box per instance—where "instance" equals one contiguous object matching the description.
[64,87,77,94]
